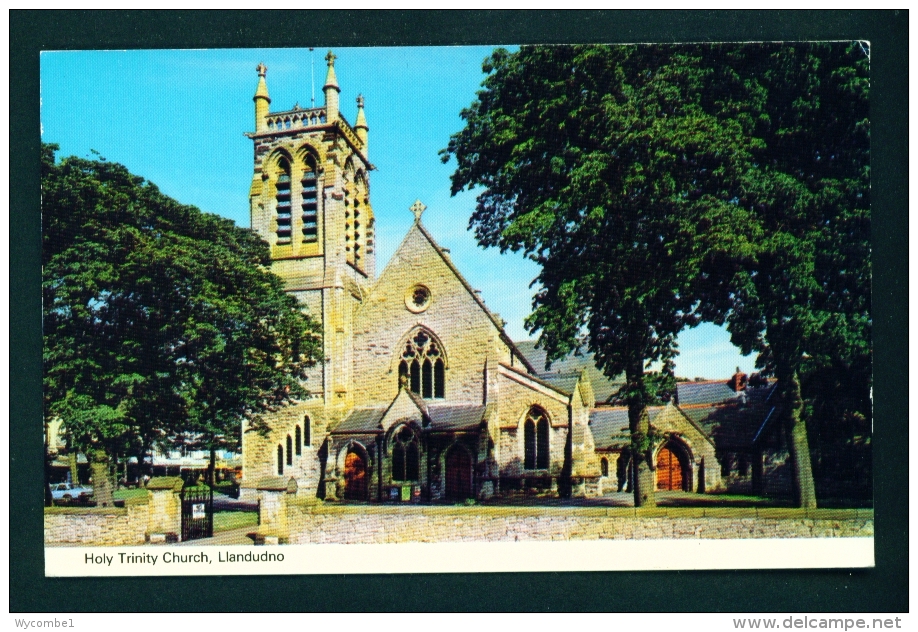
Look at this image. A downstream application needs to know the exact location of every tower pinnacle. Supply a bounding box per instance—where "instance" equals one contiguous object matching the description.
[253,62,271,133]
[355,94,369,152]
[323,50,340,121]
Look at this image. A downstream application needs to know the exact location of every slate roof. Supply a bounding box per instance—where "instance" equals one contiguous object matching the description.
[426,403,488,432]
[514,340,624,403]
[331,401,487,434]
[678,382,780,451]
[332,407,387,433]
[589,406,667,450]
[676,381,738,406]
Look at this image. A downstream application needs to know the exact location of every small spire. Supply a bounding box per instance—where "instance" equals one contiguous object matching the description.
[323,49,339,91]
[355,94,367,127]
[253,62,271,133]
[410,199,427,223]
[254,62,271,101]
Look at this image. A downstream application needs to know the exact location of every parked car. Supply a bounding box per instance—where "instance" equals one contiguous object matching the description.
[50,482,93,502]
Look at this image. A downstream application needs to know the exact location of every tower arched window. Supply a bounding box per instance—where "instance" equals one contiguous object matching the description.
[523,407,550,470]
[286,435,293,466]
[397,329,445,399]
[600,457,609,477]
[353,172,366,269]
[303,415,311,448]
[295,426,302,456]
[301,154,319,243]
[391,426,420,482]
[277,444,284,475]
[275,159,292,243]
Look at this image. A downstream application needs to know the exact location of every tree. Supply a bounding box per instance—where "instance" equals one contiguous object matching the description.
[443,43,869,508]
[723,42,870,507]
[42,145,321,505]
[442,45,762,506]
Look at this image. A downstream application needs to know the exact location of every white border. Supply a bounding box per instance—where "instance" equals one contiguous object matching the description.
[46,537,874,576]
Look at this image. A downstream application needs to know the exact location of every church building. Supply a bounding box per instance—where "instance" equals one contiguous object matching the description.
[240,53,776,503]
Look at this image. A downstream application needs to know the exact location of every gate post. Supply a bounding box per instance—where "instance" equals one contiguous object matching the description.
[145,476,183,542]
[254,477,297,544]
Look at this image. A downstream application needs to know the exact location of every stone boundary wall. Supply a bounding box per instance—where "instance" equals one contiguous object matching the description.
[44,497,151,546]
[45,477,184,546]
[281,503,873,544]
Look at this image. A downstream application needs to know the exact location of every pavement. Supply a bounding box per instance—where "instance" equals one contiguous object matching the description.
[174,525,256,546]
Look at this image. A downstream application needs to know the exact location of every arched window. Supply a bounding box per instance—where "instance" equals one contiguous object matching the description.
[303,415,311,448]
[275,159,292,243]
[277,444,284,475]
[391,426,420,482]
[353,172,366,268]
[300,154,319,243]
[295,426,302,456]
[524,407,550,470]
[286,435,293,466]
[524,419,536,470]
[537,415,550,469]
[397,329,445,399]
[600,457,609,477]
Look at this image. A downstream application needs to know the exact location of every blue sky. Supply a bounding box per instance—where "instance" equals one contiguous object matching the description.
[41,46,757,380]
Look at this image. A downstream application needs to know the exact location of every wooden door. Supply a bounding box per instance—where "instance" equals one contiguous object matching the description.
[445,446,472,500]
[656,446,683,491]
[344,450,367,501]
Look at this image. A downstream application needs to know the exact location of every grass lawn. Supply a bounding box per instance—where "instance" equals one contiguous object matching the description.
[113,488,151,500]
[213,511,258,533]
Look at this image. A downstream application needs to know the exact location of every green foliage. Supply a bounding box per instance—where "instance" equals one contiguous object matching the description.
[443,43,870,507]
[443,44,762,389]
[42,145,322,467]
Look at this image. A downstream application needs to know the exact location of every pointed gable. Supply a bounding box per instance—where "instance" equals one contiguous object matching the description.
[377,387,429,432]
[352,218,536,406]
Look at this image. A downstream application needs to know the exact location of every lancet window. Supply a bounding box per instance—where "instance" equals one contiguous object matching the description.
[523,407,550,470]
[301,155,319,243]
[275,159,292,243]
[275,160,292,243]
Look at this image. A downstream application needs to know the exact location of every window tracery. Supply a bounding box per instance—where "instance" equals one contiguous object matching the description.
[397,329,445,399]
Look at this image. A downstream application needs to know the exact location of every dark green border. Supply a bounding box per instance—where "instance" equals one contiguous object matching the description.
[11,10,907,612]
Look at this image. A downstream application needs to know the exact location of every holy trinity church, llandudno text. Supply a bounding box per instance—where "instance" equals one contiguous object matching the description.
[240,53,775,505]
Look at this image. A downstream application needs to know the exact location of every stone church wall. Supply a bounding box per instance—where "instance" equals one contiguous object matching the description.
[241,400,328,501]
[352,227,509,407]
[493,372,569,481]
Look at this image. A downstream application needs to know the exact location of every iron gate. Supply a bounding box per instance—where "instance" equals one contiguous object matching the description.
[180,483,213,541]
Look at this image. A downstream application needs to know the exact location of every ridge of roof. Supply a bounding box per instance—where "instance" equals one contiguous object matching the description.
[498,361,573,397]
[414,221,537,374]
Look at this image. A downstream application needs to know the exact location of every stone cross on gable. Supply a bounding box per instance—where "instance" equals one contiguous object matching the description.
[410,199,427,222]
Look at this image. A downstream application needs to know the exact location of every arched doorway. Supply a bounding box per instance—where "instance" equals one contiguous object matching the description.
[343,449,368,501]
[445,445,473,501]
[656,444,688,491]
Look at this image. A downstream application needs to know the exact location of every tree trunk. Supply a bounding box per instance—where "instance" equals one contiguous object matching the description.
[88,448,115,507]
[69,450,79,485]
[627,362,656,508]
[208,446,217,487]
[780,368,817,508]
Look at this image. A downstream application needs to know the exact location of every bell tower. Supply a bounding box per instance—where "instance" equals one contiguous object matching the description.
[247,52,375,417]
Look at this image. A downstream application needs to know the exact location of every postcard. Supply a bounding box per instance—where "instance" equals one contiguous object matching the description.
[41,44,873,577]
